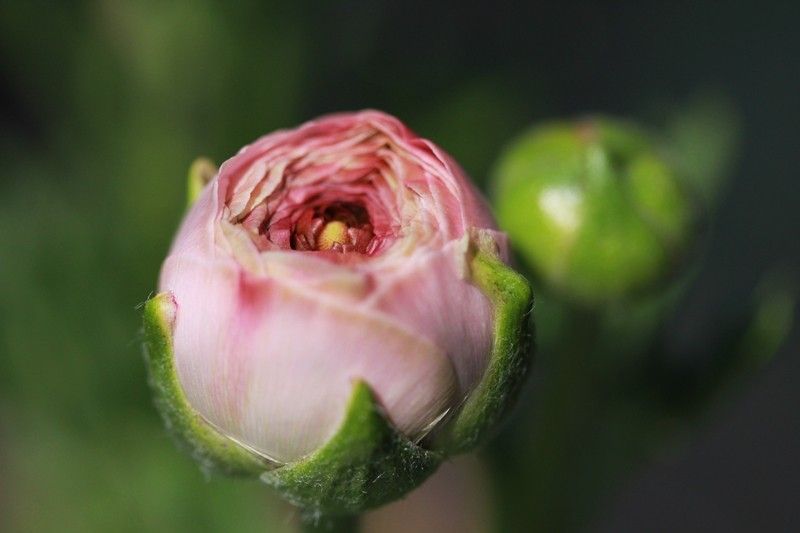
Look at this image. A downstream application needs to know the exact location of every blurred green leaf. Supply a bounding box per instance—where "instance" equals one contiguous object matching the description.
[661,92,742,208]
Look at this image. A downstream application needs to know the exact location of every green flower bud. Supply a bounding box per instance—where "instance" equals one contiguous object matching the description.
[492,118,695,305]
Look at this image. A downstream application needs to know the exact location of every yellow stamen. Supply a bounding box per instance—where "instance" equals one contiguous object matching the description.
[317,220,348,250]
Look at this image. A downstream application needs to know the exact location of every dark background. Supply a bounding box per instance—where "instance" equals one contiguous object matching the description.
[1,1,797,531]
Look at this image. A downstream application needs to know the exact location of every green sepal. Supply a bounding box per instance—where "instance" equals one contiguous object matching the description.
[142,292,268,476]
[187,158,217,207]
[443,246,534,454]
[261,380,443,515]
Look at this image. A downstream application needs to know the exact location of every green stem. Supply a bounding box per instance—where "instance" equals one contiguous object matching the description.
[526,305,602,532]
[300,512,359,533]
[492,303,605,533]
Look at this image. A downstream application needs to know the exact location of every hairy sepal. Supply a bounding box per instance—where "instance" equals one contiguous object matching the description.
[442,242,535,453]
[261,381,443,515]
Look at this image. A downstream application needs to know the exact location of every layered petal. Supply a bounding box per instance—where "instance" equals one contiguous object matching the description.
[162,253,459,463]
[159,110,509,462]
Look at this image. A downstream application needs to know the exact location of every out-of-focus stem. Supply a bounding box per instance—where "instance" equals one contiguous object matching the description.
[524,305,602,532]
[492,303,605,533]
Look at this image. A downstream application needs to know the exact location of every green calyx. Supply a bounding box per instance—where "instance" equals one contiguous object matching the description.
[442,244,534,453]
[142,237,532,514]
[492,118,695,306]
[261,381,442,515]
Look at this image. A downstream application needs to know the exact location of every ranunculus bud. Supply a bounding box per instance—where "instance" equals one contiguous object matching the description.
[491,118,694,305]
[143,111,532,514]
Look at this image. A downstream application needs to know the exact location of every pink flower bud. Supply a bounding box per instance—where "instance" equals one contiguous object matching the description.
[159,110,509,463]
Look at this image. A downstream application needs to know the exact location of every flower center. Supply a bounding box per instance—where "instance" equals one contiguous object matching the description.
[317,221,348,251]
[289,202,376,254]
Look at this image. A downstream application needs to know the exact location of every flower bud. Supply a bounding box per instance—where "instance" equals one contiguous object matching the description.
[492,118,694,304]
[143,111,532,513]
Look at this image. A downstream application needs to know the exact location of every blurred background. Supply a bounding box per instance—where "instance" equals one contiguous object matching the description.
[1,1,797,531]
